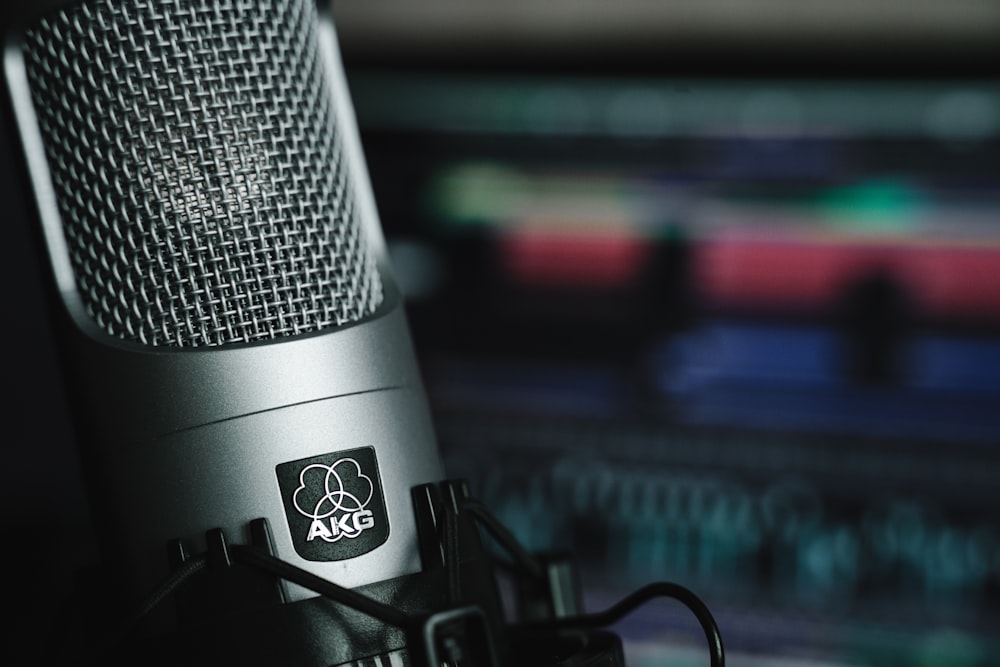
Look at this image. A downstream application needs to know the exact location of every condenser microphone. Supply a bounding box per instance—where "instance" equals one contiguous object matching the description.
[4,2,727,666]
[2,0,487,664]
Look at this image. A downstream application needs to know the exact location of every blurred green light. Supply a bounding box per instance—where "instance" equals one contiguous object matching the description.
[818,179,924,233]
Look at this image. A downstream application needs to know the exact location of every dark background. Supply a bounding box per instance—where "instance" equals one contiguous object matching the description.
[332,2,1000,665]
[3,1,1000,666]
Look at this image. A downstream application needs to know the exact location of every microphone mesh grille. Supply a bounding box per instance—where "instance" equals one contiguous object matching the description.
[22,0,383,347]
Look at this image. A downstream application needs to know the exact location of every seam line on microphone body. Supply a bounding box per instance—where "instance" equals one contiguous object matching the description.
[163,384,407,436]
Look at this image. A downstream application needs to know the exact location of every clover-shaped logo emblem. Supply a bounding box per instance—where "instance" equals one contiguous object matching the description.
[277,447,389,561]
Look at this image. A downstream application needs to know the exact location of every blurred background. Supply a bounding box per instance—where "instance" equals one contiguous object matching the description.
[332,1,1000,666]
[3,1,999,666]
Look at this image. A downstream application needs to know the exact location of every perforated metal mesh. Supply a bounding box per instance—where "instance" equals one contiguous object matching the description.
[22,0,383,347]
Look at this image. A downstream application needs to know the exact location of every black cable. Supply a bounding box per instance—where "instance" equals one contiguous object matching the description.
[463,497,723,665]
[65,546,413,667]
[57,555,209,667]
[513,581,725,667]
[229,545,413,628]
[462,499,546,581]
[131,555,207,625]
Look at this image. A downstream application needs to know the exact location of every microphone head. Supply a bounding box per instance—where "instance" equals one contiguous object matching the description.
[21,0,383,347]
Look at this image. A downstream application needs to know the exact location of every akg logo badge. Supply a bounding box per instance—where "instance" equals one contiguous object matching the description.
[277,447,389,561]
[294,457,375,542]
